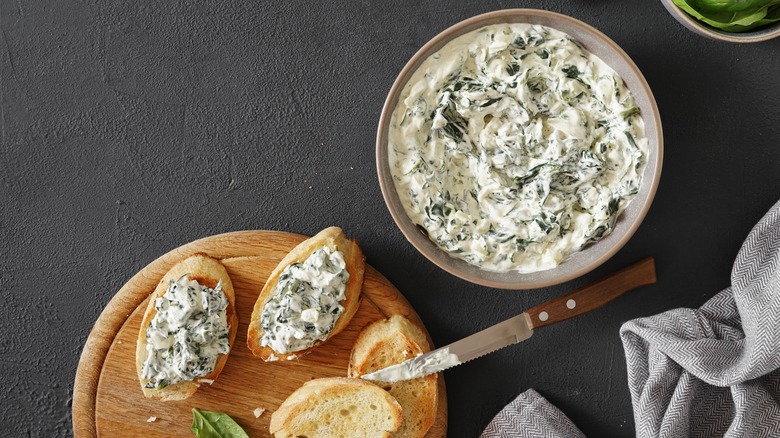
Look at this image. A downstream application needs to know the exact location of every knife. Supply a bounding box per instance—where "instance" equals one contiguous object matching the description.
[361,257,656,383]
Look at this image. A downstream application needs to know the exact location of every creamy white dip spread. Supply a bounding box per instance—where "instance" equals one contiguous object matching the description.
[389,23,648,273]
[259,246,350,354]
[362,347,461,383]
[141,275,231,389]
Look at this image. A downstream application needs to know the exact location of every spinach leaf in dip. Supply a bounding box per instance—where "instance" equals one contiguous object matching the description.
[259,246,349,354]
[388,23,648,273]
[141,276,231,389]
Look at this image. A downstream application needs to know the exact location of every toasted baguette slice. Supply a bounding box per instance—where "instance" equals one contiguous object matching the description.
[348,315,438,438]
[247,227,365,361]
[270,377,403,438]
[135,254,238,401]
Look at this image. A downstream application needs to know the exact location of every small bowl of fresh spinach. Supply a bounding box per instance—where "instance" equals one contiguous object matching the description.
[661,0,780,42]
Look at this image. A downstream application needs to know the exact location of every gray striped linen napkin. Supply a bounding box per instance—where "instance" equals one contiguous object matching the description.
[481,389,585,438]
[620,199,780,437]
[481,199,780,437]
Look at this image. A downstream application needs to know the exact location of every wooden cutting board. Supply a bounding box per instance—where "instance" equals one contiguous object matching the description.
[72,230,447,437]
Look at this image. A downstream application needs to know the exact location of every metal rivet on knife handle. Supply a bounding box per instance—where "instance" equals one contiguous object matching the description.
[525,257,657,329]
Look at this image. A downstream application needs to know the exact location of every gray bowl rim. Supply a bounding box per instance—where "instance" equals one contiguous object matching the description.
[376,9,664,290]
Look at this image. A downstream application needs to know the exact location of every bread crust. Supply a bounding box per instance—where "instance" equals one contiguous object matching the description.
[269,377,403,437]
[135,253,238,401]
[348,315,438,438]
[247,227,365,361]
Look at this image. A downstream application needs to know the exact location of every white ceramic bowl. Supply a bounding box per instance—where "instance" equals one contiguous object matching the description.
[376,9,663,289]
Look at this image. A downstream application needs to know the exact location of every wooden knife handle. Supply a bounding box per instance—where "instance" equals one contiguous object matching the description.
[526,257,656,329]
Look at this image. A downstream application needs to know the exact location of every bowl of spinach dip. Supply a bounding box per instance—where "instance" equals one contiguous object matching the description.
[377,9,662,289]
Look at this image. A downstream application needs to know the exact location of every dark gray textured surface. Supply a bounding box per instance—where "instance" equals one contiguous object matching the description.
[1,0,778,436]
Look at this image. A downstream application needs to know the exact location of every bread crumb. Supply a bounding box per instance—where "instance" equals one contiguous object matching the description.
[198,378,215,385]
[118,341,123,344]
[146,416,157,423]
[253,407,266,418]
[287,354,298,361]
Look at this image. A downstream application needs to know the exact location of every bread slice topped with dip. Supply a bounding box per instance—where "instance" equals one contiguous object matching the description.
[349,315,438,438]
[269,377,403,438]
[135,254,238,401]
[247,226,365,361]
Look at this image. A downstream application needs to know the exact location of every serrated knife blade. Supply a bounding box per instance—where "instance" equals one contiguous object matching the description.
[361,257,656,383]
[361,313,533,383]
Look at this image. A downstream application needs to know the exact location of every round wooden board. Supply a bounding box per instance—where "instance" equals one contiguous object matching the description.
[72,230,447,437]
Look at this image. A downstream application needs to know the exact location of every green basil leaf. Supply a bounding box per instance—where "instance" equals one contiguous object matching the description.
[696,0,776,12]
[190,408,249,438]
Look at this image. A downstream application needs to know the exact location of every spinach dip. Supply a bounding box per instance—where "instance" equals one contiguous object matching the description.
[259,246,350,354]
[141,275,231,389]
[389,23,648,273]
